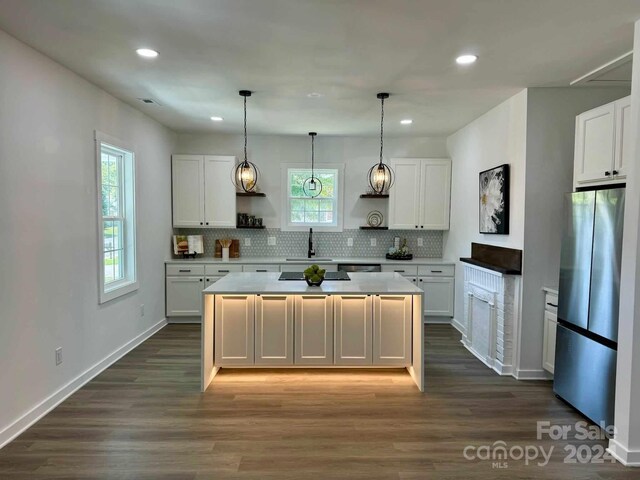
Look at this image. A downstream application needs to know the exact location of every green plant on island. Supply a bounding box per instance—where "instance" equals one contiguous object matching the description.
[304,264,326,283]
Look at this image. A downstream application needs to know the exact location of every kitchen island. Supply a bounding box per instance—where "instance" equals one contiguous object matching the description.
[201,272,425,391]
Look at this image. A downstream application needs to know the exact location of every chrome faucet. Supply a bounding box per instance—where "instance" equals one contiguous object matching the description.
[308,228,315,259]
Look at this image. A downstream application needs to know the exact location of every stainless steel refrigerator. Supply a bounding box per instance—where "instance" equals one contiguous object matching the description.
[554,187,624,428]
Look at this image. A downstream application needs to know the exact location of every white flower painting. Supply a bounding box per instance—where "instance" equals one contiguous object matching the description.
[479,164,509,234]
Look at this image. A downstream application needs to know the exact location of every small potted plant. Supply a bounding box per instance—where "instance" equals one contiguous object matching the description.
[304,264,326,286]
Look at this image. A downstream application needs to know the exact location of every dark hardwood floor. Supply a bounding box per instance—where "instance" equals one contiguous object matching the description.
[0,324,635,479]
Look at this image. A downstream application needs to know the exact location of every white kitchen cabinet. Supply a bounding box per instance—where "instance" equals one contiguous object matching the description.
[215,294,255,365]
[573,96,629,189]
[255,295,294,365]
[388,158,451,230]
[294,295,334,365]
[334,295,373,365]
[204,155,237,227]
[205,276,223,288]
[542,291,558,374]
[166,276,204,316]
[373,295,412,366]
[171,154,236,228]
[419,277,454,317]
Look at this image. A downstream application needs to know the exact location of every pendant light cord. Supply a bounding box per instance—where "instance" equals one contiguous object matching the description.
[379,95,384,165]
[243,95,248,164]
[311,134,315,177]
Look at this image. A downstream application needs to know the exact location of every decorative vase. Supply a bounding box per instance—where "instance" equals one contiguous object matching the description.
[222,247,230,262]
[305,276,324,287]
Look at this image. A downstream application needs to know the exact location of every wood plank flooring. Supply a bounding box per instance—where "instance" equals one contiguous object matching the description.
[0,324,636,479]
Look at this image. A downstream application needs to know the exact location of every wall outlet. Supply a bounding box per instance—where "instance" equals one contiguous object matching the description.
[417,237,424,247]
[268,236,276,246]
[347,238,354,247]
[244,237,251,246]
[370,238,377,247]
[55,347,62,366]
[140,304,145,317]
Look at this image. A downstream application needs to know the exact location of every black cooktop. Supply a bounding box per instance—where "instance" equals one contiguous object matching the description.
[278,271,351,281]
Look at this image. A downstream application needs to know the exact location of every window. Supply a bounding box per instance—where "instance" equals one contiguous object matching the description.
[96,132,138,303]
[281,164,344,231]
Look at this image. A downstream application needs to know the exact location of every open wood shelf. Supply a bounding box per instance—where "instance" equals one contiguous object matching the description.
[236,192,266,197]
[359,194,389,199]
[359,226,389,230]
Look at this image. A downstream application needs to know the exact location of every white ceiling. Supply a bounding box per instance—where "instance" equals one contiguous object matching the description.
[0,0,639,136]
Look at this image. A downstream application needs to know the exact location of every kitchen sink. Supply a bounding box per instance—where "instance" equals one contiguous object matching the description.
[285,258,333,262]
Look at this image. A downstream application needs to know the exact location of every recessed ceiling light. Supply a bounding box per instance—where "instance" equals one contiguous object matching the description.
[210,116,223,122]
[456,54,478,65]
[136,48,158,58]
[307,92,323,98]
[400,119,413,125]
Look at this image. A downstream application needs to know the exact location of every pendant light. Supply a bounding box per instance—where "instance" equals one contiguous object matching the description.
[367,92,395,194]
[233,90,259,192]
[303,132,322,198]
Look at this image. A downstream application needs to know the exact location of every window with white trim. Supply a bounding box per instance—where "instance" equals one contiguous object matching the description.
[282,164,344,232]
[96,132,138,303]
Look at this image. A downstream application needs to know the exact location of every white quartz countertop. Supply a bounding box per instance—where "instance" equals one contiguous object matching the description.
[166,256,455,265]
[203,272,424,295]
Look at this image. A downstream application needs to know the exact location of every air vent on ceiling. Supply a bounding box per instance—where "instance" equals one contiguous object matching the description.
[571,51,632,87]
[137,98,161,106]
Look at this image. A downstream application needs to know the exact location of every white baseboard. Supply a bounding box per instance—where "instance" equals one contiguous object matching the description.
[0,318,168,450]
[513,369,552,380]
[424,316,452,324]
[168,317,201,324]
[608,439,640,466]
[451,317,466,335]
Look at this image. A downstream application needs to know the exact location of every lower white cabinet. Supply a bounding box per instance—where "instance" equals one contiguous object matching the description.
[294,295,334,365]
[255,295,294,365]
[166,276,204,316]
[419,277,454,317]
[373,295,412,366]
[542,290,558,374]
[334,295,373,365]
[215,295,255,366]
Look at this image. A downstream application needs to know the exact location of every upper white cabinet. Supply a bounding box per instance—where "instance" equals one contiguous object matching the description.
[172,154,236,228]
[574,96,630,189]
[388,158,451,230]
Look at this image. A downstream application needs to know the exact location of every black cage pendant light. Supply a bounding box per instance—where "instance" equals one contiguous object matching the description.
[367,92,395,194]
[233,90,259,192]
[303,132,322,198]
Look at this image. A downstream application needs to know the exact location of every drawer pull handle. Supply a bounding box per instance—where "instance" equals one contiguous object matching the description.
[431,270,443,273]
[257,269,268,272]
[179,269,191,272]
[218,270,229,273]
[546,302,558,308]
[394,270,405,273]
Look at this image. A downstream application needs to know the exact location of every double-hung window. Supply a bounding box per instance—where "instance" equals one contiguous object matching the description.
[96,132,138,303]
[282,164,344,231]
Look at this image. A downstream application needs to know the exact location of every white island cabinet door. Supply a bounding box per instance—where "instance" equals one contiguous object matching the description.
[204,155,236,227]
[255,295,294,365]
[294,295,334,365]
[166,276,204,316]
[373,295,412,366]
[215,295,255,366]
[334,295,373,366]
[172,155,204,227]
[388,158,421,230]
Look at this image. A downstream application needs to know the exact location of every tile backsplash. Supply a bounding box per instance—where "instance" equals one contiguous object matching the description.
[174,228,443,258]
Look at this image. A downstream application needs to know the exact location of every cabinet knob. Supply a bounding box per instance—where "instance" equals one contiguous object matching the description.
[199,278,203,282]
[605,171,611,176]
[613,170,619,175]
[415,225,418,229]
[200,222,204,225]
[421,226,424,229]
[419,278,423,282]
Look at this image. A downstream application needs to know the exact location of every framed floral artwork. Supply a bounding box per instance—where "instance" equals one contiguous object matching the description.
[479,164,509,234]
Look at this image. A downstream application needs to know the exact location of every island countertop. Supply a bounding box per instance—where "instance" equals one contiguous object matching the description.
[203,272,423,295]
